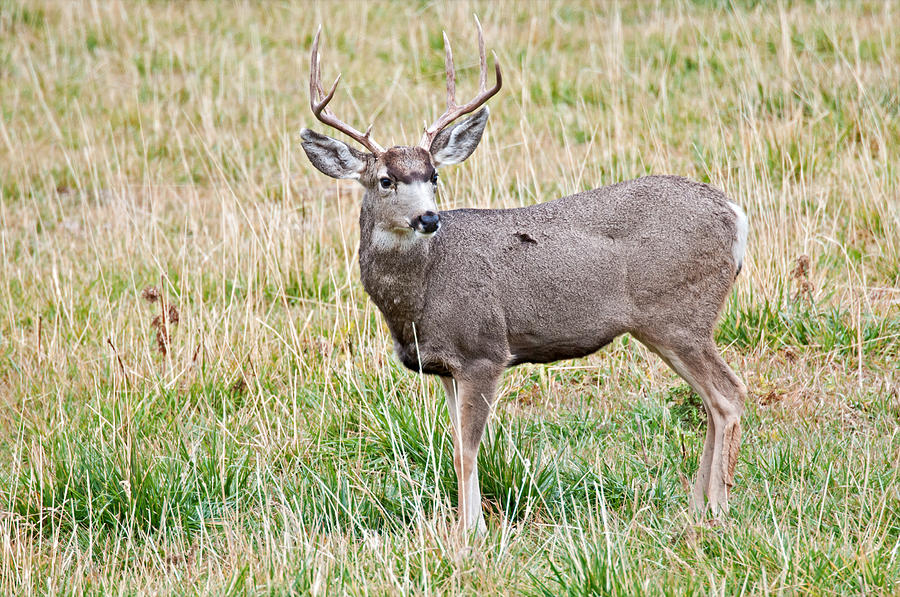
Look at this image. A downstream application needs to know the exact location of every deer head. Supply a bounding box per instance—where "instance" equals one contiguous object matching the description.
[300,19,501,241]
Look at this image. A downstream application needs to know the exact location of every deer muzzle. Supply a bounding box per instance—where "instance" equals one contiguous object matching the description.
[412,211,441,236]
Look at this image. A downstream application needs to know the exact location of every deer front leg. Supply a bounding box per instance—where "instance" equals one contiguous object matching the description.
[440,376,460,434]
[446,366,500,536]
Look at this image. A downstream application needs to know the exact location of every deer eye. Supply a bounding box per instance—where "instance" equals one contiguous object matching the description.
[431,172,438,184]
[379,177,393,189]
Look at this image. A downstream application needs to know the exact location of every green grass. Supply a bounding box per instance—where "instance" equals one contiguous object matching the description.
[717,285,900,358]
[12,429,251,539]
[1,0,899,594]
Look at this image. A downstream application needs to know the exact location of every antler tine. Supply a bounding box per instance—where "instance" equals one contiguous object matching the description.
[443,31,456,110]
[307,26,384,155]
[309,27,322,102]
[310,28,334,109]
[491,51,502,94]
[475,15,486,91]
[419,18,502,149]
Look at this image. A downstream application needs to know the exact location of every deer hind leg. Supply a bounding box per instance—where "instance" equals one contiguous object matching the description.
[443,366,500,537]
[692,404,716,512]
[646,338,746,515]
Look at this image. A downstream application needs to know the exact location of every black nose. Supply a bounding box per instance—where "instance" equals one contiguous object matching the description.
[417,211,440,234]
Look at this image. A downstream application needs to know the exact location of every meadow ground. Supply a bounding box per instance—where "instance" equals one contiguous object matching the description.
[1,0,899,594]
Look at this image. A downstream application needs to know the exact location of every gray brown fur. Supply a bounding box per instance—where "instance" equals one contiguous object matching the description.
[366,175,740,376]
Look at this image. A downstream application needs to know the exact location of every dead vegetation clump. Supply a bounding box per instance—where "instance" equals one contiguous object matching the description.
[790,254,814,303]
[142,284,180,356]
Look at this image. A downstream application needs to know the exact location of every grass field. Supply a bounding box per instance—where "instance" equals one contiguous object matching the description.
[1,0,899,594]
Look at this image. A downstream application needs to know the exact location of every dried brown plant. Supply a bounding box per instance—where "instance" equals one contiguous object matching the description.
[791,254,814,303]
[141,286,161,303]
[143,285,180,356]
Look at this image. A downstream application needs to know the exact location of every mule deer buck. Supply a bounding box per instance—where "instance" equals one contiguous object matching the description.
[300,21,749,535]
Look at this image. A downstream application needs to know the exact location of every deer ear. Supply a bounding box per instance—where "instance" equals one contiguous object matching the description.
[300,128,370,179]
[429,107,489,168]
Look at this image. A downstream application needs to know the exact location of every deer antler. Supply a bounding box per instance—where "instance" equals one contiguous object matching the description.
[309,26,384,155]
[419,16,502,150]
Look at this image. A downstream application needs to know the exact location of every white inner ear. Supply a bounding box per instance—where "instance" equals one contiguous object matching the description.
[432,124,476,167]
[306,135,364,179]
[327,137,364,178]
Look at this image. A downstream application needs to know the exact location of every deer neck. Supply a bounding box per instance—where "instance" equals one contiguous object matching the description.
[358,198,431,336]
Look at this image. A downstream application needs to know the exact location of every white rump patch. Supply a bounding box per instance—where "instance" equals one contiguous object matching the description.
[727,202,749,271]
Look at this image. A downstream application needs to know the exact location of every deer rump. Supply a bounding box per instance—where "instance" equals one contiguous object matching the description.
[382,175,742,377]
